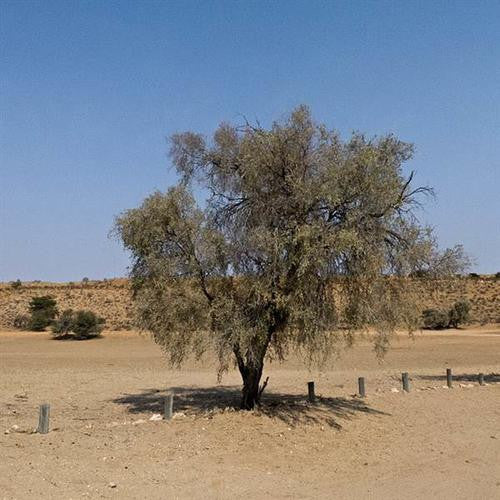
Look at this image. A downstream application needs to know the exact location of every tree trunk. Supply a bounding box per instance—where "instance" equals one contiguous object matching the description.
[234,346,266,410]
[240,362,263,410]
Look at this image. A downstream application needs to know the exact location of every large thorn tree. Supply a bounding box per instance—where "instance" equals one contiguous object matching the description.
[114,106,467,410]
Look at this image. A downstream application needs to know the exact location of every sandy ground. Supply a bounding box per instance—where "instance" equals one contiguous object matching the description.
[1,327,499,499]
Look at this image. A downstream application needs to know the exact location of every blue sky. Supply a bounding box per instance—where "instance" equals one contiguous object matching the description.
[1,0,499,281]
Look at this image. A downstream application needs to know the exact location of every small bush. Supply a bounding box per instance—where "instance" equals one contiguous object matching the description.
[51,309,75,337]
[468,272,480,279]
[28,296,58,331]
[448,300,471,328]
[51,310,105,339]
[72,310,105,339]
[422,309,449,329]
[10,279,22,289]
[13,314,30,330]
[422,300,471,330]
[422,308,449,329]
[495,272,500,279]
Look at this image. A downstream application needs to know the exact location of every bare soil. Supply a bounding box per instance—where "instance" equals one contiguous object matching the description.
[1,327,499,499]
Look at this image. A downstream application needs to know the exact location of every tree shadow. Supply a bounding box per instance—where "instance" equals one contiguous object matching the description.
[50,334,102,341]
[112,386,389,428]
[416,372,500,383]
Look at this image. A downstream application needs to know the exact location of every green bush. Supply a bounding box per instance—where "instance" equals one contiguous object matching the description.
[72,310,105,339]
[51,309,75,337]
[448,300,471,328]
[468,272,480,279]
[422,300,471,330]
[28,296,58,331]
[51,310,105,339]
[422,308,449,329]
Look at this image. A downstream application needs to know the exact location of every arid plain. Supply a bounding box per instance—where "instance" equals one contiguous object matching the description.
[1,325,499,499]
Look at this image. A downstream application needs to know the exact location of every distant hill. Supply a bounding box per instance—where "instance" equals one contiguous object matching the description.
[1,276,499,330]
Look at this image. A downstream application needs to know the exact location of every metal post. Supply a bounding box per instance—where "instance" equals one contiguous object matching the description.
[402,372,410,392]
[307,381,315,403]
[446,368,453,388]
[358,377,366,398]
[164,394,174,420]
[37,404,50,434]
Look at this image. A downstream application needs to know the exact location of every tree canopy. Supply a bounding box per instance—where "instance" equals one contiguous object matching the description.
[114,106,468,409]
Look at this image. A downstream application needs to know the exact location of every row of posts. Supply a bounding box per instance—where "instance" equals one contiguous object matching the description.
[307,369,487,402]
[34,372,487,433]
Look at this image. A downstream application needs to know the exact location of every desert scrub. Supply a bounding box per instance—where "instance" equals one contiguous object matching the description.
[28,296,58,331]
[422,300,471,329]
[422,308,450,329]
[13,314,30,330]
[52,309,105,339]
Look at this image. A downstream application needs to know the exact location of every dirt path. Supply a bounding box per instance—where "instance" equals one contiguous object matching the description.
[1,328,499,499]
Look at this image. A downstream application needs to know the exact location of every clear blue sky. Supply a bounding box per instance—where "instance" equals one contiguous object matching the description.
[1,0,499,281]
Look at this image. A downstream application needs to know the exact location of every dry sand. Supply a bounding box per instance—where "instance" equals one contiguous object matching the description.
[1,327,499,499]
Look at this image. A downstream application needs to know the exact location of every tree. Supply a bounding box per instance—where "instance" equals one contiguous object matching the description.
[28,296,58,331]
[114,106,468,409]
[51,309,105,339]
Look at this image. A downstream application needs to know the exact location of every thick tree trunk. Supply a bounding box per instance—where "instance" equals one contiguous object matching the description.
[239,362,264,410]
[234,346,266,410]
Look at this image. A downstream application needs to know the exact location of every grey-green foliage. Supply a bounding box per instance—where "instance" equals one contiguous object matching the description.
[422,308,450,329]
[114,106,469,409]
[51,309,75,336]
[447,300,471,328]
[28,296,58,331]
[422,300,470,329]
[51,309,105,339]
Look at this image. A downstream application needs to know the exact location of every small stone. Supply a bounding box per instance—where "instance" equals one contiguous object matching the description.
[108,482,117,488]
[390,388,399,393]
[149,414,163,421]
[132,419,146,425]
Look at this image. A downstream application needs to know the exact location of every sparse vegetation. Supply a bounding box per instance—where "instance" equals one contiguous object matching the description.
[448,300,471,328]
[51,309,75,336]
[13,313,30,330]
[28,296,58,331]
[422,309,450,330]
[422,300,471,329]
[10,279,22,289]
[469,272,480,279]
[71,310,105,339]
[52,309,105,339]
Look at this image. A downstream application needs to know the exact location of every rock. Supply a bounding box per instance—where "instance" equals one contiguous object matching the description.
[108,482,117,488]
[390,388,399,393]
[149,414,163,421]
[173,412,186,419]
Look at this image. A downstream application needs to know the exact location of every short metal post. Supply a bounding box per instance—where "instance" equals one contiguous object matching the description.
[164,394,174,420]
[402,372,410,392]
[307,381,315,403]
[37,404,50,434]
[478,373,484,386]
[446,368,453,388]
[358,377,366,398]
